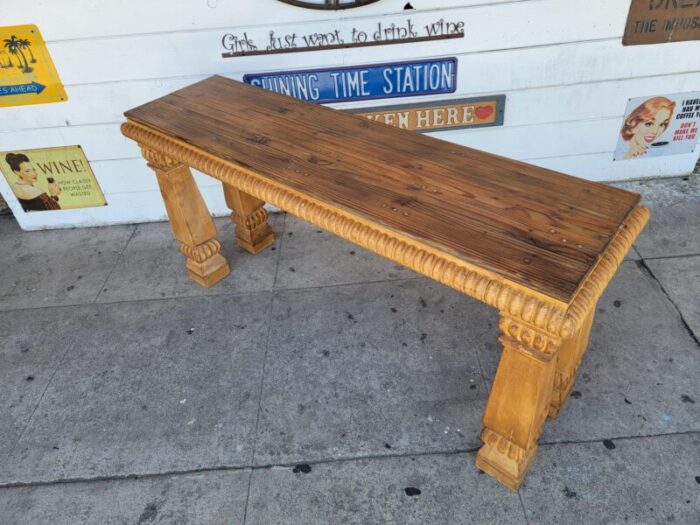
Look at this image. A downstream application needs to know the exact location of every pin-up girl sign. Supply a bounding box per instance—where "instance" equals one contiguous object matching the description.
[614,92,700,161]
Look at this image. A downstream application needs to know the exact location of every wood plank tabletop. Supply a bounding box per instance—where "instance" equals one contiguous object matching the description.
[125,76,640,304]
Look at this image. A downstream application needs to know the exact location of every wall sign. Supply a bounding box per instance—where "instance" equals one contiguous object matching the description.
[0,24,67,107]
[221,18,464,58]
[0,146,106,212]
[623,0,700,45]
[350,95,505,133]
[614,92,700,161]
[244,58,457,103]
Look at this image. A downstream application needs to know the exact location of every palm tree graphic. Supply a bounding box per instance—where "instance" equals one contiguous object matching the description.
[19,38,37,63]
[3,35,33,73]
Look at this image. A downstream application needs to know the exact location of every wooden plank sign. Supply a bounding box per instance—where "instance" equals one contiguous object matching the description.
[623,0,700,45]
[350,96,506,133]
[243,58,457,103]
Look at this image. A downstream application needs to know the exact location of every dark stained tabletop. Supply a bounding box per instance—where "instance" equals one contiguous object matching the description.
[125,76,640,303]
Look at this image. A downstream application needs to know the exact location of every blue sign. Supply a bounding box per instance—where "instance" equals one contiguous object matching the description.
[243,58,457,104]
[0,81,45,96]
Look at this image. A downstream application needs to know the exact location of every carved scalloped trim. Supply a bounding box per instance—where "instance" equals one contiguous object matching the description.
[232,207,269,230]
[564,206,649,330]
[139,145,181,171]
[122,121,647,340]
[481,428,526,462]
[180,239,222,263]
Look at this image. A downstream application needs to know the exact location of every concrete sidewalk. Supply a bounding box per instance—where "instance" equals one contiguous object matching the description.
[1,176,699,524]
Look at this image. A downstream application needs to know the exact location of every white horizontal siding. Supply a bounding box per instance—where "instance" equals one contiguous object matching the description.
[3,0,514,41]
[2,0,699,230]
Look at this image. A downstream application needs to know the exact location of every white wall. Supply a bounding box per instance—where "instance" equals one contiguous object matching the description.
[2,0,699,230]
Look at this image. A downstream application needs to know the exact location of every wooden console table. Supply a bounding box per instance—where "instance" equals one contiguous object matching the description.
[122,76,648,490]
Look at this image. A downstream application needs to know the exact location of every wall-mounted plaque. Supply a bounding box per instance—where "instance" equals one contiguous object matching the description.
[0,24,67,107]
[244,58,457,103]
[613,92,700,161]
[0,146,106,212]
[623,0,700,45]
[351,95,505,133]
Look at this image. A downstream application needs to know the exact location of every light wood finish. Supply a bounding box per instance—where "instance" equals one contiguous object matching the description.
[223,183,275,254]
[122,77,649,490]
[142,147,230,287]
[549,306,596,418]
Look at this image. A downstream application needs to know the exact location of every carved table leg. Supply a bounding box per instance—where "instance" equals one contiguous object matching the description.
[476,314,560,490]
[142,147,230,287]
[549,307,596,418]
[223,183,275,254]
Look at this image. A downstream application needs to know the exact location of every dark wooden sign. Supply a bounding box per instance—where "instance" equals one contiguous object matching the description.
[623,0,700,45]
[350,96,505,133]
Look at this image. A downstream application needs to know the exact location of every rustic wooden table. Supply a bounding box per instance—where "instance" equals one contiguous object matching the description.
[122,76,648,490]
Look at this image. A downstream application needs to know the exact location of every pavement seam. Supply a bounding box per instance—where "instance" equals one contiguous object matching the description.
[636,259,700,347]
[1,429,698,491]
[4,325,83,465]
[0,274,425,316]
[242,212,287,525]
[641,252,700,261]
[517,490,531,525]
[91,224,138,303]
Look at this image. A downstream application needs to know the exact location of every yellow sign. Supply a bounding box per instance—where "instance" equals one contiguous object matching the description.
[0,24,67,107]
[0,146,106,212]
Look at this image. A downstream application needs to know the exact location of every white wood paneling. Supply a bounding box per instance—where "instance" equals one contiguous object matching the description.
[529,151,700,182]
[2,0,699,230]
[3,0,516,41]
[4,66,700,134]
[41,0,634,86]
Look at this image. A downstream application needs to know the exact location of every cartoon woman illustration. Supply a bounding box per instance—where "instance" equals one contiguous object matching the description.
[619,97,676,160]
[5,152,61,212]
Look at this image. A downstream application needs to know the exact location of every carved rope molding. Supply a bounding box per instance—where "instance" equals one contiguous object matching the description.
[123,121,647,340]
[180,239,223,263]
[232,207,269,230]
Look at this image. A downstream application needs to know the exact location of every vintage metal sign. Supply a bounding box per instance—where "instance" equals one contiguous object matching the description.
[351,95,505,133]
[613,92,700,161]
[623,0,700,45]
[0,146,106,212]
[0,24,67,107]
[243,58,457,103]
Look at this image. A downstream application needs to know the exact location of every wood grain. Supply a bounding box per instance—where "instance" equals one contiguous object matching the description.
[125,77,639,302]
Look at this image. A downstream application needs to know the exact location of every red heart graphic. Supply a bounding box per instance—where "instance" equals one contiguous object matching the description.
[474,106,493,119]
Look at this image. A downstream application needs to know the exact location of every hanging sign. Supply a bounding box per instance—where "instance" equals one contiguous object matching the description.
[0,24,67,107]
[623,0,700,45]
[350,95,505,133]
[614,92,700,161]
[0,146,107,212]
[243,58,457,103]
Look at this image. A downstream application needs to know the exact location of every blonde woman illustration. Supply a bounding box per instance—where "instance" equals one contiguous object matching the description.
[619,97,676,160]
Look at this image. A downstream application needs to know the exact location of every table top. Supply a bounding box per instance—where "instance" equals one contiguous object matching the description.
[125,76,640,304]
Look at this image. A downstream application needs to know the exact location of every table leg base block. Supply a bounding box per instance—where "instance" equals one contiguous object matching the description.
[185,254,231,288]
[237,232,275,255]
[476,430,537,491]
